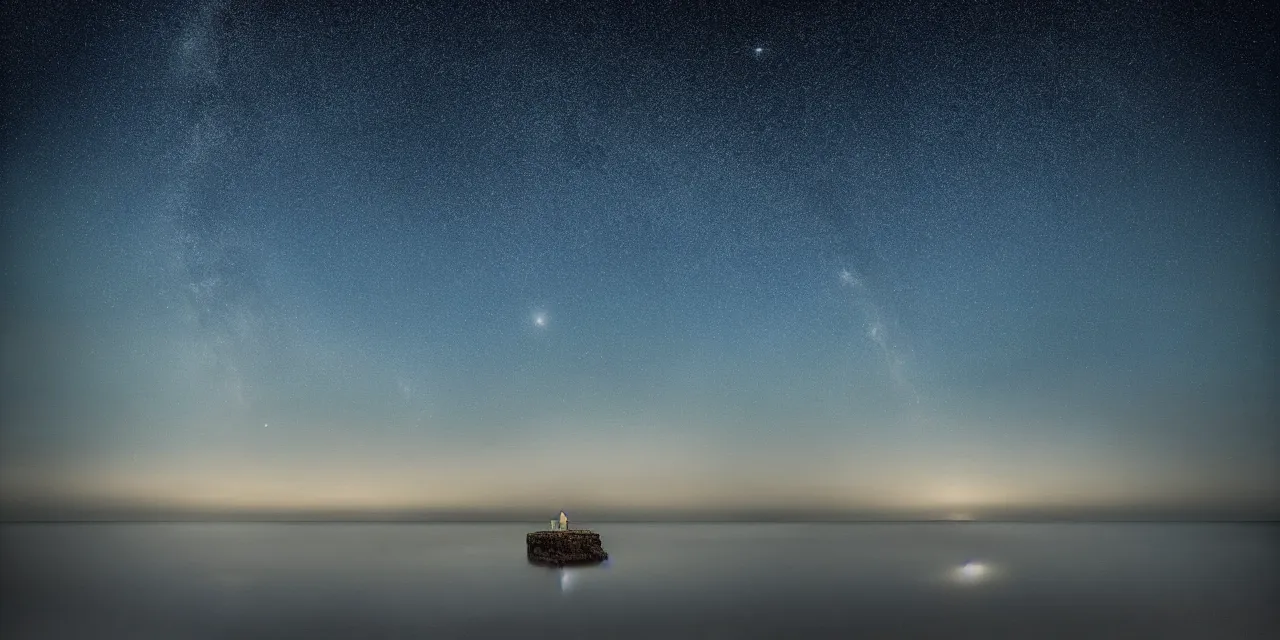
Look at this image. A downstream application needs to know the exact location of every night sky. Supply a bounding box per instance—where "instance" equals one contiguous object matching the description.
[2,0,1276,520]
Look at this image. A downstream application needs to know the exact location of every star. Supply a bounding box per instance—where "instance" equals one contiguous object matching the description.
[533,311,548,328]
[752,46,765,57]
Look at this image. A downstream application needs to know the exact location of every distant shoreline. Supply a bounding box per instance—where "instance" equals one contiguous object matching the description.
[3,518,1276,525]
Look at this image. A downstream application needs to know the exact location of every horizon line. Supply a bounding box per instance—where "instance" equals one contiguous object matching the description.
[3,517,1277,524]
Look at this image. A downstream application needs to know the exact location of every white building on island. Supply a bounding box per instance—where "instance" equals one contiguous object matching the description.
[549,511,569,530]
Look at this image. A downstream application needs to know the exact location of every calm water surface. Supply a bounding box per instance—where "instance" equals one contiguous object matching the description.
[2,523,1276,639]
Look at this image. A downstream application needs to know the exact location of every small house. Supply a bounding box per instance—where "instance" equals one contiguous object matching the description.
[550,511,569,530]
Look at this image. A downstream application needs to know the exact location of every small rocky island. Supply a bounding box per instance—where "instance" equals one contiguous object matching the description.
[527,511,609,566]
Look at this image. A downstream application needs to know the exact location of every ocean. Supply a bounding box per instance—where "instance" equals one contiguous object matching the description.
[2,522,1276,638]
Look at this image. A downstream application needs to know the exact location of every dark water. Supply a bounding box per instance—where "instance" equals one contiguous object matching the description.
[2,522,1276,639]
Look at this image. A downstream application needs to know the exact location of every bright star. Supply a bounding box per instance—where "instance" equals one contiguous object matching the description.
[533,311,548,328]
[752,46,765,57]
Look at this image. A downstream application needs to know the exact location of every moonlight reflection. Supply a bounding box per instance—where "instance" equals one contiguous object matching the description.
[533,557,610,594]
[952,559,991,584]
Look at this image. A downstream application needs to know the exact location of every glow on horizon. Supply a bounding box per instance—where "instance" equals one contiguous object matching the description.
[3,450,1266,516]
[1,413,1274,516]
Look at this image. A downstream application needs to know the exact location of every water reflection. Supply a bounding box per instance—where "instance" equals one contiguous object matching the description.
[527,557,611,593]
[211,572,252,589]
[3,524,1274,639]
[950,559,993,585]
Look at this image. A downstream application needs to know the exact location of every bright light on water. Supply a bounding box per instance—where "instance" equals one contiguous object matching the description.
[558,560,609,593]
[952,560,990,584]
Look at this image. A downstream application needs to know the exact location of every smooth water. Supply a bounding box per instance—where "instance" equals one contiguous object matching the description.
[2,523,1276,639]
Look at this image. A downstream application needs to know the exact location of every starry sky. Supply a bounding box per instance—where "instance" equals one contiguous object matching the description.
[2,0,1277,521]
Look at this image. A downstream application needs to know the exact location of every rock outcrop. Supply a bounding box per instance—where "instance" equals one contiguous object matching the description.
[526,530,609,566]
